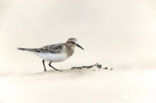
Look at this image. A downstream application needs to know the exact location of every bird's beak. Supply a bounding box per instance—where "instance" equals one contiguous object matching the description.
[76,43,84,50]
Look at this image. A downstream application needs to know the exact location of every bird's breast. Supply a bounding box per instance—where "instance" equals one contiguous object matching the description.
[35,52,68,62]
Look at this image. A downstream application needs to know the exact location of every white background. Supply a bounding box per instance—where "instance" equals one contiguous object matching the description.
[0,0,156,103]
[0,0,156,73]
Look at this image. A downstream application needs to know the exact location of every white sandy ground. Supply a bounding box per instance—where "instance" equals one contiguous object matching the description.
[0,68,156,103]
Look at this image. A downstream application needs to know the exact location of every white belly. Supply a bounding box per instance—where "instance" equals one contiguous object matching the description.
[34,52,68,62]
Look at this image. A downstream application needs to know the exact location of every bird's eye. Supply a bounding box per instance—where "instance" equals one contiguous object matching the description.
[71,41,75,44]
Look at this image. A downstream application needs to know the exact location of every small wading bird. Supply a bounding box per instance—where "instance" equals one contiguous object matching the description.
[18,38,84,71]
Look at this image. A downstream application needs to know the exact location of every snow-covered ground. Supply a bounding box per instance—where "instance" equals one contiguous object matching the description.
[0,68,156,103]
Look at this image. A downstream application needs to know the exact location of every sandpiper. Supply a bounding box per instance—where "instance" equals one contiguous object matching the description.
[18,38,84,71]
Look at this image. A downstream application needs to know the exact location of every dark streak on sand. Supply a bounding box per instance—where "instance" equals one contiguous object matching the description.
[71,63,111,70]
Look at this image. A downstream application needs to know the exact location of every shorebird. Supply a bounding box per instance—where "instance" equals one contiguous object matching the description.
[18,38,84,71]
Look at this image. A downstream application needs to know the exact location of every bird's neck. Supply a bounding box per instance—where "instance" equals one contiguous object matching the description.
[65,45,75,57]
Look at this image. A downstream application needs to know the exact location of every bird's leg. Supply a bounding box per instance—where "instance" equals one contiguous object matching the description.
[42,60,47,71]
[49,61,62,71]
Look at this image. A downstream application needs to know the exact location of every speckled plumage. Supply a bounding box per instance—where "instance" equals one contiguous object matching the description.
[18,38,84,71]
[18,43,65,53]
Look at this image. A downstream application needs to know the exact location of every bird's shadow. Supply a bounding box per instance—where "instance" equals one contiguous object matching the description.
[23,63,109,79]
[24,68,104,79]
[0,64,110,80]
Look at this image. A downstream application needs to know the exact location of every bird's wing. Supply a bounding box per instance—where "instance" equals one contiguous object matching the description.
[18,43,65,53]
[37,43,65,53]
[19,43,65,53]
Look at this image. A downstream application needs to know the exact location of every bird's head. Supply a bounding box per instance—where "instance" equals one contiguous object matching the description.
[66,38,84,50]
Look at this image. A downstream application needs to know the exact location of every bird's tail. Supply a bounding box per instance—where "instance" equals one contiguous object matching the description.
[17,47,35,52]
